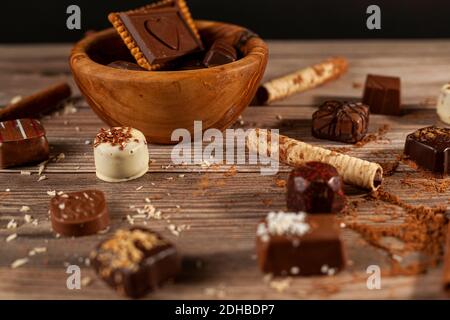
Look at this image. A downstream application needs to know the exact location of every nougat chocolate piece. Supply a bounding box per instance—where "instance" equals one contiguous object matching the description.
[362,74,401,115]
[0,119,49,168]
[91,228,180,298]
[203,39,237,67]
[256,212,345,276]
[404,126,450,174]
[287,162,346,214]
[312,101,369,143]
[50,190,110,237]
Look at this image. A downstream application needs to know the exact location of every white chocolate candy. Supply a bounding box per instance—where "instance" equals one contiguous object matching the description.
[437,83,450,125]
[94,127,149,183]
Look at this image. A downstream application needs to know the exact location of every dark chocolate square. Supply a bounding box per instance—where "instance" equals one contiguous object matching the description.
[119,7,203,65]
[256,213,346,276]
[362,74,401,115]
[404,126,450,174]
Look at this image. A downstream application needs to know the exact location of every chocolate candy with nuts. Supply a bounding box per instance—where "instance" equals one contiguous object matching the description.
[91,228,181,298]
[256,212,346,276]
[404,126,450,174]
[0,119,49,168]
[287,162,346,214]
[50,190,110,237]
[312,100,369,143]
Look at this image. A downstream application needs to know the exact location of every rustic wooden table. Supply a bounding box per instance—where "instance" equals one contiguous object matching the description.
[1,40,450,300]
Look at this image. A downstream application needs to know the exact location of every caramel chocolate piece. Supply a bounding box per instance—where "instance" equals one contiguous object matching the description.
[50,190,109,237]
[0,82,71,121]
[203,39,237,67]
[362,74,401,115]
[109,0,203,70]
[287,162,346,214]
[108,60,147,71]
[404,126,450,174]
[91,228,181,298]
[312,101,369,143]
[0,119,49,168]
[256,212,345,276]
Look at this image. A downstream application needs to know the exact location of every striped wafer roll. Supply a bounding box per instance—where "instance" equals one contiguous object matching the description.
[247,129,383,191]
[256,57,348,105]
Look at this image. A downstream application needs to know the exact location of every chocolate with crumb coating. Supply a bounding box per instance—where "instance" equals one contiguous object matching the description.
[91,228,180,298]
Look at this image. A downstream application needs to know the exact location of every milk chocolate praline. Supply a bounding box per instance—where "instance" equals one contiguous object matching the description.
[50,190,109,237]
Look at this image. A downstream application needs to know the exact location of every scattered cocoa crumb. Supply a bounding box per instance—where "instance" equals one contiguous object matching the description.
[275,179,287,188]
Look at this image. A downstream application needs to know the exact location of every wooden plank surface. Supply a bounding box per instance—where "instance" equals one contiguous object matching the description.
[1,40,450,300]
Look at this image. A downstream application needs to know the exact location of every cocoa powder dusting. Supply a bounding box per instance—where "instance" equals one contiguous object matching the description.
[343,189,448,275]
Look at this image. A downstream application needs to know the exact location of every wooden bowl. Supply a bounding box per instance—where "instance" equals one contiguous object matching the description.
[70,20,268,144]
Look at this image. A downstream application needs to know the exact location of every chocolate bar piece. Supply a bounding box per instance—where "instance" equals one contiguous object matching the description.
[256,212,346,276]
[109,0,203,70]
[362,74,401,115]
[404,126,450,174]
[287,162,346,214]
[312,100,369,143]
[203,39,237,67]
[0,82,71,121]
[0,119,49,168]
[108,60,147,71]
[50,190,110,237]
[91,228,181,298]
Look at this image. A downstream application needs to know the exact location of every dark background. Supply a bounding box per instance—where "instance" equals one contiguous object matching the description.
[1,0,449,42]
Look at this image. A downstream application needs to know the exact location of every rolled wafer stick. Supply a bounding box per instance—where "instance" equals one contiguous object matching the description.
[0,82,71,121]
[255,57,348,105]
[247,129,383,190]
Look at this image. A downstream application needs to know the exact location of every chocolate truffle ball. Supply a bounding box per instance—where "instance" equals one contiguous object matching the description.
[287,162,346,214]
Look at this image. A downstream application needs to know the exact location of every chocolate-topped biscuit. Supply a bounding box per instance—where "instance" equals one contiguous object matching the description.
[109,0,203,70]
[312,101,369,143]
[404,126,450,174]
[0,119,49,168]
[50,190,109,237]
[91,228,181,298]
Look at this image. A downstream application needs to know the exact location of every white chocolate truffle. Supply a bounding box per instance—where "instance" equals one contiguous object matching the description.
[94,127,149,183]
[437,83,450,125]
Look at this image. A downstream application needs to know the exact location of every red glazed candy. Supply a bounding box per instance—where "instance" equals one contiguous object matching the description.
[287,162,346,213]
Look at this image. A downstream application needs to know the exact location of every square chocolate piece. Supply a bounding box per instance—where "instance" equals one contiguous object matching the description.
[404,126,450,174]
[362,74,401,115]
[203,39,237,67]
[109,0,203,70]
[312,100,369,143]
[91,228,180,298]
[256,212,345,276]
[0,119,49,168]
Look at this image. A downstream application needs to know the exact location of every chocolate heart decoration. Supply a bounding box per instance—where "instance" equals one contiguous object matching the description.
[145,16,179,50]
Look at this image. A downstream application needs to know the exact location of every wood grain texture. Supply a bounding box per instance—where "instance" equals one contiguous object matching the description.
[1,40,450,300]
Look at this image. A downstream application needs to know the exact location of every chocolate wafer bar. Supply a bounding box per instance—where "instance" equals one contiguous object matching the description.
[0,119,49,168]
[108,0,203,70]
